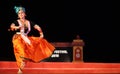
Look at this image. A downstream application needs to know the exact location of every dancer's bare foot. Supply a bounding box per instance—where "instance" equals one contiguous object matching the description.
[18,62,25,74]
[18,68,22,74]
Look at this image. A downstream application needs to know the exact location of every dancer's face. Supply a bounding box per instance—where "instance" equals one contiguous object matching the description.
[18,10,26,19]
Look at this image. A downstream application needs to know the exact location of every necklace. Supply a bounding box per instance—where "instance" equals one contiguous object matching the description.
[20,19,28,27]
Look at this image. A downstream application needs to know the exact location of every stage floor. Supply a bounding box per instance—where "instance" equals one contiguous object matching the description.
[0,61,120,74]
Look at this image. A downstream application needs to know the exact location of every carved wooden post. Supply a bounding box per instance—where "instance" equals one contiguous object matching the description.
[72,35,85,62]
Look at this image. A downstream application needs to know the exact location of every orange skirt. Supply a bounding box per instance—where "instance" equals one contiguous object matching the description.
[12,34,55,68]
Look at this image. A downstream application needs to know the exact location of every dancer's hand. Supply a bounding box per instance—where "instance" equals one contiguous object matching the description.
[10,23,20,31]
[39,32,44,39]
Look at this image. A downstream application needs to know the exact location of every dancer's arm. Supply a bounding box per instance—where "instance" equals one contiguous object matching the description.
[34,24,44,38]
[10,23,20,31]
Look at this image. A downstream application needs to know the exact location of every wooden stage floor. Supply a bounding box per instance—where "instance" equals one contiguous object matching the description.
[0,61,120,74]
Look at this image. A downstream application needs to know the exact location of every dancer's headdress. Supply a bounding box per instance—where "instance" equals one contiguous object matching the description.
[14,6,26,14]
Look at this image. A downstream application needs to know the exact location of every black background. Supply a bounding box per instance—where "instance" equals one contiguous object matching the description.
[0,0,118,63]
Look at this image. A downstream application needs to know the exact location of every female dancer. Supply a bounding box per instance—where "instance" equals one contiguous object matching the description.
[9,6,55,73]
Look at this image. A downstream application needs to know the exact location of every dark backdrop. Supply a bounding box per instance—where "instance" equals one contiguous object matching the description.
[0,0,118,63]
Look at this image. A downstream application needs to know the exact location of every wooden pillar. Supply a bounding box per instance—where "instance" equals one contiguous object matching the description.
[72,35,85,62]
